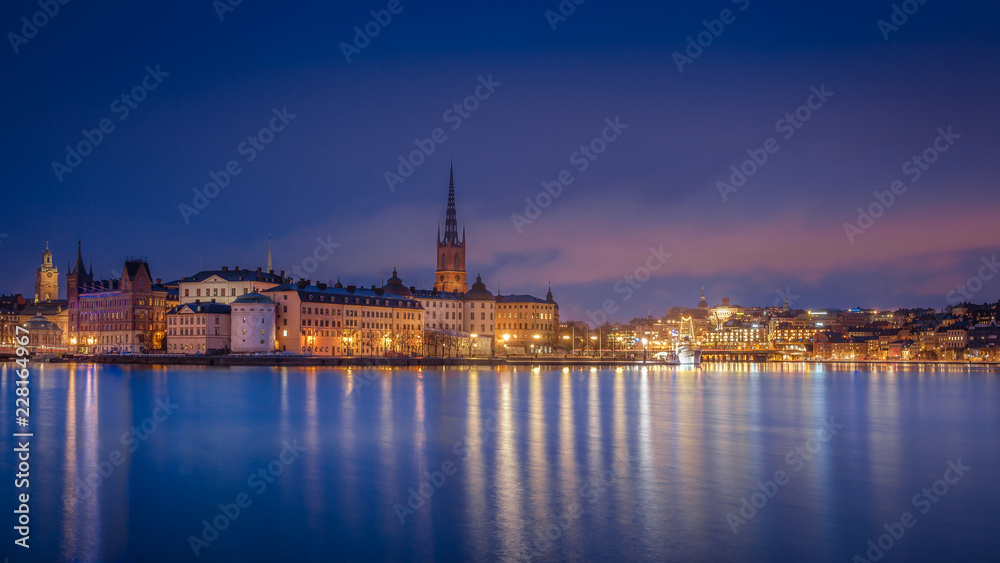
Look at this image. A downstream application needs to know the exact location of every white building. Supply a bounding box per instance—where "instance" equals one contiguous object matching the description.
[230,292,277,353]
[178,267,284,306]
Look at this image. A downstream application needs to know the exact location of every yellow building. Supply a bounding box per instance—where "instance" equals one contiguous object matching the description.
[266,281,424,357]
[495,287,560,354]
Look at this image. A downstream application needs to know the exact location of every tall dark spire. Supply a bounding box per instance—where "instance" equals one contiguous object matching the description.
[72,240,88,278]
[443,162,459,244]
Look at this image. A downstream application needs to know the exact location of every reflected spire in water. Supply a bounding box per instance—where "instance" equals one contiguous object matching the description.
[494,371,524,557]
[464,368,488,556]
[527,369,550,538]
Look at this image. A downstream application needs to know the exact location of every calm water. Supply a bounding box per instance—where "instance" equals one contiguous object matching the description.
[1,363,998,562]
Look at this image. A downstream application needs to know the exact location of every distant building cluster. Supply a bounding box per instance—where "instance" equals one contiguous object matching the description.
[559,289,1000,362]
[0,165,560,357]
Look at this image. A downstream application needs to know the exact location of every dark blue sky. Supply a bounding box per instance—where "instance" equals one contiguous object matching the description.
[2,0,999,322]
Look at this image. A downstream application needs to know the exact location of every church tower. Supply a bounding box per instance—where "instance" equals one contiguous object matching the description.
[433,163,468,292]
[34,242,59,302]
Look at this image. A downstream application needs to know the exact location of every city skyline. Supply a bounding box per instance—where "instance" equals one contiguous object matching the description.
[3,1,999,323]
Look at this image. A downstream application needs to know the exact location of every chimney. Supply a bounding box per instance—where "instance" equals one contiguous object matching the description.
[155,278,162,284]
[222,266,228,271]
[347,285,356,293]
[317,283,327,291]
[296,279,308,290]
[280,270,285,279]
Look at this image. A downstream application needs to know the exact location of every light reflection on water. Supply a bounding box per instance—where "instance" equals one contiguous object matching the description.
[0,362,997,562]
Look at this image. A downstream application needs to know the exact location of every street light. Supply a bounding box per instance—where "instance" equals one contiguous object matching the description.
[470,333,478,358]
[641,337,648,363]
[533,334,540,357]
[502,334,510,357]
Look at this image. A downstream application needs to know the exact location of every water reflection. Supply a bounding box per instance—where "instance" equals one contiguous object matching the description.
[8,363,999,562]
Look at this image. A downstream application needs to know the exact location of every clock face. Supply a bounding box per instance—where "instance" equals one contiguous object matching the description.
[46,273,53,278]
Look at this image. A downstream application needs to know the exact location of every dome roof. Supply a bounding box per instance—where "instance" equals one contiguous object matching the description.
[382,269,413,297]
[462,274,494,301]
[232,292,275,305]
[22,314,61,332]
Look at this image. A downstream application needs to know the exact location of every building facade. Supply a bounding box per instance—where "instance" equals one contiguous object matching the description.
[230,292,277,353]
[166,302,231,354]
[266,281,424,356]
[178,266,284,306]
[67,245,170,354]
[495,287,560,354]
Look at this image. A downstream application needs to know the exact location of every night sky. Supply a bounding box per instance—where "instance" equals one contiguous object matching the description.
[2,0,998,322]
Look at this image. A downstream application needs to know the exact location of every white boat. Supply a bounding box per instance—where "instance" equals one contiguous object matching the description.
[676,316,702,365]
[651,317,702,365]
[676,342,702,365]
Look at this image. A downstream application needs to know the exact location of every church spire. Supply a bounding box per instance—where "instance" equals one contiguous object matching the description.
[267,234,273,273]
[443,161,459,244]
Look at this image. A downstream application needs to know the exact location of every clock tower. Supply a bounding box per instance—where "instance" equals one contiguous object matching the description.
[35,242,59,303]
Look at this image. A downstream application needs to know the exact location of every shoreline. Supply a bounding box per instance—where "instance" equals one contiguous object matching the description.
[12,355,998,369]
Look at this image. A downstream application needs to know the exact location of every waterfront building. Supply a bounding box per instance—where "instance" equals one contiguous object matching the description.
[969,320,1000,360]
[265,281,424,356]
[166,302,231,354]
[67,244,170,354]
[495,286,559,354]
[178,266,284,306]
[18,314,63,351]
[230,292,277,353]
[409,272,496,354]
[0,295,30,347]
[702,320,768,350]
